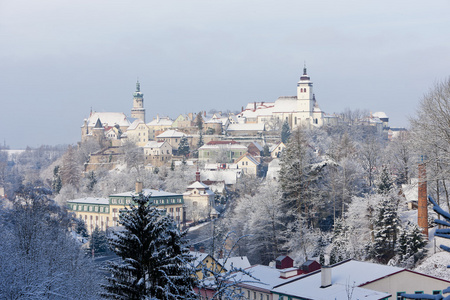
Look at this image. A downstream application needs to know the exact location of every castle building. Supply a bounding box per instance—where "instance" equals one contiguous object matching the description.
[131,80,145,123]
[237,66,325,130]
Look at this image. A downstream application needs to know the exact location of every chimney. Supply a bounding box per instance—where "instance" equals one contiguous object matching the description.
[135,181,143,194]
[196,171,201,182]
[254,102,256,110]
[418,162,428,236]
[320,266,332,288]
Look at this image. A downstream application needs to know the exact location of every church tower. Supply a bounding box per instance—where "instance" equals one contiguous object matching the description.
[131,80,146,123]
[296,65,314,112]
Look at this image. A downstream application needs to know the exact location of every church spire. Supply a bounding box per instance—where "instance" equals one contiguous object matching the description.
[303,62,307,76]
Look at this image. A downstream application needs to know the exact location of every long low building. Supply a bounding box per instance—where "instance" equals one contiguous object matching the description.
[67,182,185,233]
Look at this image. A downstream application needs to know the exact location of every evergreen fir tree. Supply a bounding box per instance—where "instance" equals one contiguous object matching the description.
[52,165,62,194]
[377,166,393,194]
[281,121,291,143]
[371,197,400,263]
[395,222,427,267]
[90,226,108,255]
[75,218,89,238]
[102,193,196,300]
[177,136,190,158]
[87,171,97,191]
[262,144,270,157]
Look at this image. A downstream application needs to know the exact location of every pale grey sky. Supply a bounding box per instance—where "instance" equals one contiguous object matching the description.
[1,0,449,148]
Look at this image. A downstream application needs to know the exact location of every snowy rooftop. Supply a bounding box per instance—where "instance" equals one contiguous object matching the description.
[227,123,265,131]
[373,111,388,119]
[231,265,304,292]
[127,119,145,130]
[147,117,173,126]
[187,181,210,190]
[217,256,251,272]
[156,130,187,138]
[143,141,168,148]
[272,260,401,300]
[67,197,110,205]
[110,188,182,198]
[84,112,130,128]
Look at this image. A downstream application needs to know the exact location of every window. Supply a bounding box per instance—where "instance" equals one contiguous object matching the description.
[254,292,256,299]
[105,207,109,213]
[433,290,442,295]
[248,291,250,298]
[415,291,424,294]
[170,208,174,212]
[397,292,405,300]
[89,206,93,211]
[176,207,180,212]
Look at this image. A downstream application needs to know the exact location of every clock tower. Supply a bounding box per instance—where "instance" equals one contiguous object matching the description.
[131,80,145,123]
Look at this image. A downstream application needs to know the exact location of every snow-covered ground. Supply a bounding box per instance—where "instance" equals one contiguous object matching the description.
[415,251,450,280]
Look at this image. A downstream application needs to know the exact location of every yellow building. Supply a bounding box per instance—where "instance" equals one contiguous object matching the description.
[67,183,185,234]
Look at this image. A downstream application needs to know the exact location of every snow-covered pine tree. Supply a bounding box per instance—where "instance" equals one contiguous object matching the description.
[370,197,400,264]
[377,165,394,194]
[281,120,291,143]
[90,226,108,255]
[395,222,427,268]
[330,217,350,264]
[102,193,196,300]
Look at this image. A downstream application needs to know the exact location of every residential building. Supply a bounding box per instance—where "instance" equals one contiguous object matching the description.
[156,129,191,150]
[147,115,173,140]
[198,141,248,163]
[271,259,450,300]
[270,142,286,158]
[67,183,185,233]
[234,153,261,176]
[143,140,173,167]
[183,172,215,222]
[125,119,150,146]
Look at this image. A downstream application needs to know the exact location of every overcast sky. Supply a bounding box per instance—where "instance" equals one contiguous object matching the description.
[1,0,449,149]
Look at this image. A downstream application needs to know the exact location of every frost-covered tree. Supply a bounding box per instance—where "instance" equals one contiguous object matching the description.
[61,145,81,189]
[87,170,97,191]
[393,222,427,268]
[377,165,394,194]
[369,196,400,263]
[102,193,196,300]
[0,184,101,299]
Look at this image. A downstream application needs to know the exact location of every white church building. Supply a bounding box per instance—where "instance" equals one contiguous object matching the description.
[237,66,325,130]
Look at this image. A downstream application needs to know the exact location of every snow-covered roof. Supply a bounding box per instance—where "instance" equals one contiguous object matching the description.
[67,197,110,205]
[200,170,240,185]
[143,141,169,149]
[217,256,251,271]
[110,188,182,198]
[190,251,211,267]
[373,111,388,119]
[227,123,265,132]
[187,181,210,190]
[269,142,285,153]
[402,178,419,202]
[199,144,248,150]
[235,153,260,165]
[156,130,187,138]
[147,117,173,126]
[127,119,146,130]
[84,112,130,128]
[272,260,400,300]
[231,265,304,292]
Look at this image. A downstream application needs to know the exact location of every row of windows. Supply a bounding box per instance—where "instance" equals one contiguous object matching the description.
[246,290,269,300]
[110,197,182,205]
[72,204,109,213]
